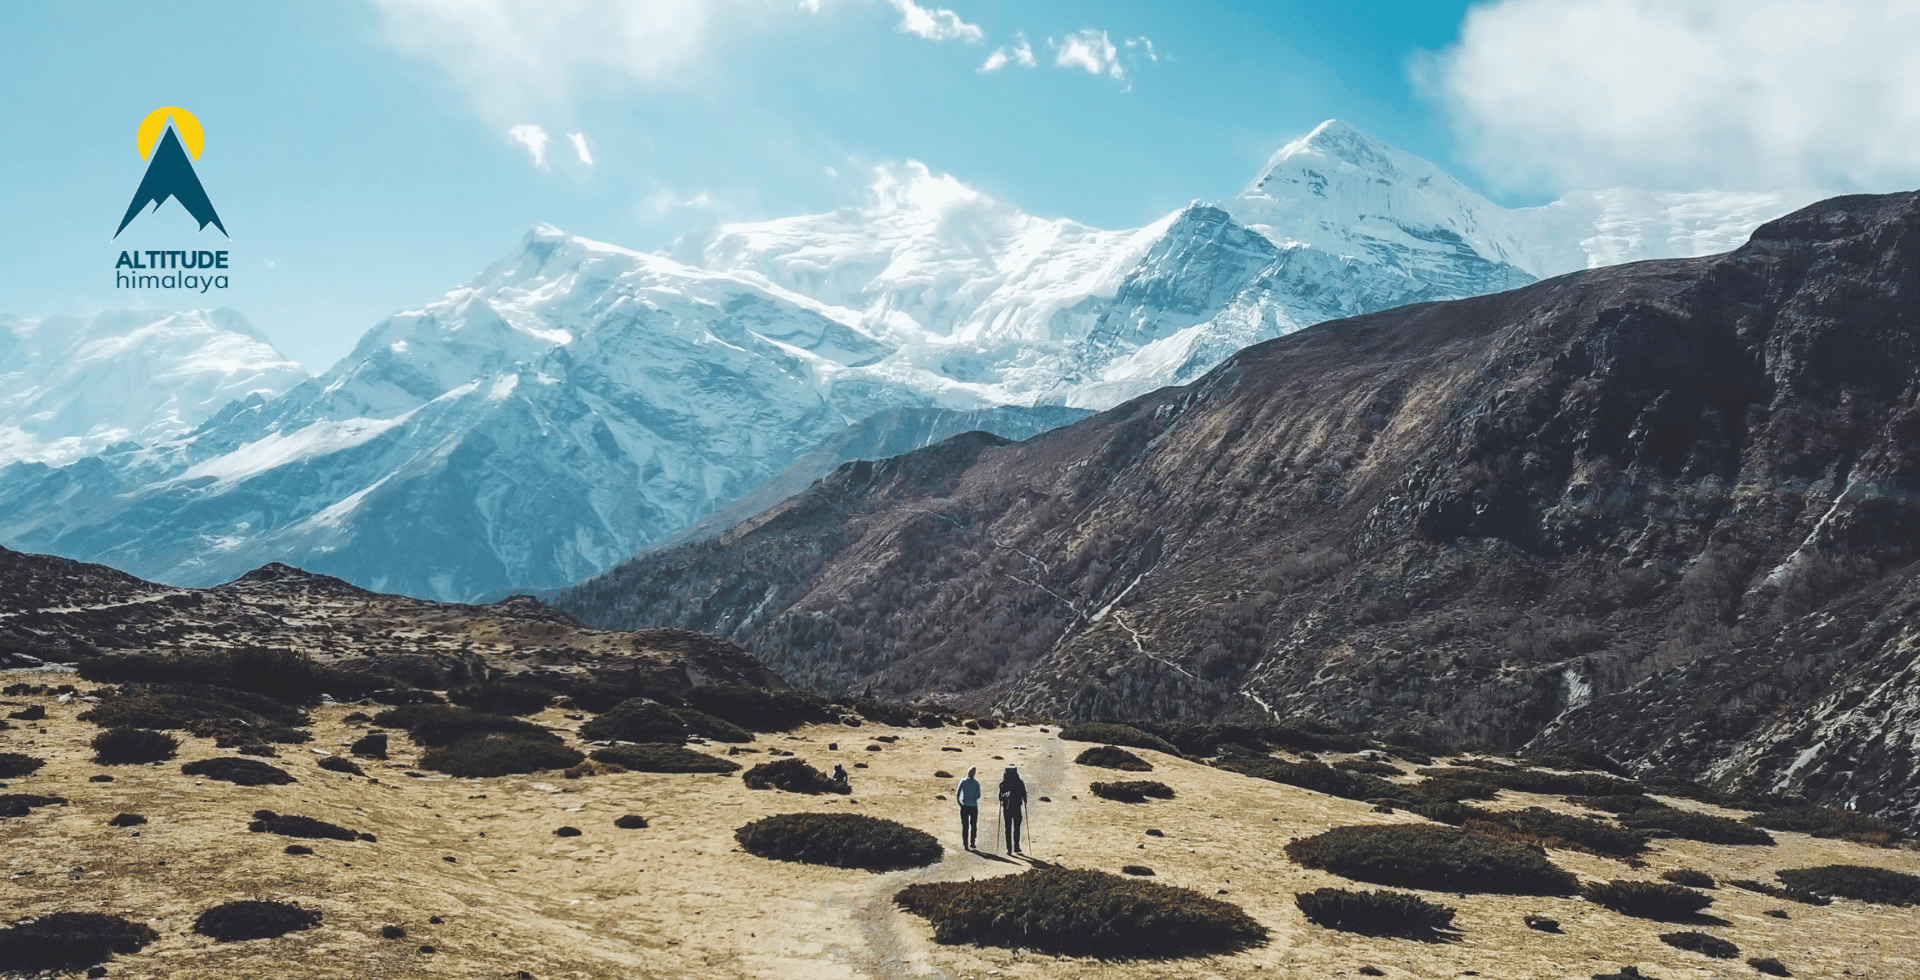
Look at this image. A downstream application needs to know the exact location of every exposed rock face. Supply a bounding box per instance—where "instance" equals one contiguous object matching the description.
[555,191,1920,827]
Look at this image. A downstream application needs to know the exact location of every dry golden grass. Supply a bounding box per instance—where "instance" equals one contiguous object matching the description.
[4,670,1920,979]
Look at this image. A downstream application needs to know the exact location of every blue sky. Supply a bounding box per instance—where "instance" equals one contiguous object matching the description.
[3,0,1914,372]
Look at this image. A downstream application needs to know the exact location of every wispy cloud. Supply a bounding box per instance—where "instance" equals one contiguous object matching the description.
[1053,29,1120,78]
[508,124,549,169]
[567,132,594,166]
[881,0,982,42]
[980,31,1035,72]
[1418,0,1920,193]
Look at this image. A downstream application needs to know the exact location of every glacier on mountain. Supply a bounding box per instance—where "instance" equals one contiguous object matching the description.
[0,121,1819,601]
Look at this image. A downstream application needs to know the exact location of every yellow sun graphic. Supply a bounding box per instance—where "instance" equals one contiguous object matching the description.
[136,107,206,161]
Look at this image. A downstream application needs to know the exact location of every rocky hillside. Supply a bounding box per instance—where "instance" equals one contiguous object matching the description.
[0,544,775,692]
[555,191,1920,828]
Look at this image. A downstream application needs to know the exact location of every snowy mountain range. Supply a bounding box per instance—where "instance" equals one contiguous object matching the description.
[0,121,1820,600]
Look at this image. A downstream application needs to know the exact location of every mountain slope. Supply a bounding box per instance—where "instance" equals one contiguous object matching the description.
[0,308,306,465]
[553,191,1920,827]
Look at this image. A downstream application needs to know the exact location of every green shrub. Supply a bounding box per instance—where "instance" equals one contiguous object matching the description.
[736,812,940,871]
[1623,807,1774,845]
[1567,794,1666,814]
[1659,931,1737,958]
[418,733,583,777]
[192,900,321,942]
[579,699,688,743]
[1335,758,1404,776]
[80,649,390,704]
[1405,800,1495,826]
[1467,807,1648,858]
[248,809,367,842]
[317,755,365,776]
[1057,723,1180,756]
[0,752,45,778]
[1223,757,1398,801]
[1581,880,1713,920]
[1661,868,1715,889]
[79,682,309,731]
[0,794,67,817]
[895,867,1267,958]
[1727,879,1831,905]
[180,757,296,786]
[1091,780,1175,803]
[589,743,740,773]
[0,912,158,972]
[1415,766,1640,796]
[1412,777,1500,801]
[447,680,556,716]
[1591,968,1665,980]
[1775,865,1920,906]
[183,717,312,746]
[1284,824,1579,895]
[1075,745,1153,771]
[91,727,178,765]
[1747,805,1902,844]
[742,758,849,794]
[1748,957,1790,976]
[1294,887,1456,939]
[673,707,754,743]
[1521,748,1632,777]
[683,685,836,732]
[371,705,546,746]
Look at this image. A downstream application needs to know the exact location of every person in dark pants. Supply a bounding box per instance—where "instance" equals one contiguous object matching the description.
[955,766,982,849]
[997,765,1027,854]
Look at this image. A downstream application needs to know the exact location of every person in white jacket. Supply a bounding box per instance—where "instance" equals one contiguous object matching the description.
[954,766,982,850]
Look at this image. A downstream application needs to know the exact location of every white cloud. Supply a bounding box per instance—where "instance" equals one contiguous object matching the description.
[1053,28,1121,79]
[981,31,1035,72]
[508,124,550,169]
[881,0,982,42]
[1419,0,1920,193]
[370,0,741,116]
[567,132,594,165]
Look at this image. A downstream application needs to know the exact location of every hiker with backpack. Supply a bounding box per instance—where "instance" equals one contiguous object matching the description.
[955,766,982,849]
[998,765,1027,854]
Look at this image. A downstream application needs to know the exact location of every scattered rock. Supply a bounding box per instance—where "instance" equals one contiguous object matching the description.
[865,745,883,752]
[934,770,952,779]
[349,733,388,759]
[1524,914,1561,932]
[382,925,407,940]
[429,916,444,924]
[107,814,147,828]
[193,900,322,942]
[614,815,648,829]
[419,944,436,954]
[1764,909,1789,919]
[180,757,296,786]
[1145,828,1164,837]
[285,845,313,855]
[1122,865,1155,876]
[555,826,582,837]
[88,774,114,783]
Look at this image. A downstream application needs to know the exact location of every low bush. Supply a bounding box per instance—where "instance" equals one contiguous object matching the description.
[80,682,309,731]
[737,812,940,871]
[349,733,388,759]
[181,757,296,786]
[1581,880,1713,920]
[419,733,584,777]
[1775,865,1920,906]
[1623,807,1773,846]
[5,704,43,720]
[0,752,45,778]
[0,794,67,817]
[614,814,648,829]
[80,648,391,704]
[1057,723,1180,757]
[1091,780,1175,803]
[579,699,688,743]
[1567,794,1666,814]
[1415,766,1640,797]
[897,867,1266,957]
[91,727,178,765]
[1659,931,1737,958]
[1075,745,1153,771]
[1727,879,1831,905]
[0,912,158,972]
[317,755,365,776]
[1122,865,1154,875]
[447,679,557,716]
[249,809,368,842]
[1334,758,1404,776]
[1284,824,1579,895]
[1748,957,1790,976]
[742,758,849,795]
[1223,757,1398,802]
[371,705,546,747]
[1404,800,1495,826]
[1470,807,1648,858]
[1592,968,1664,980]
[1521,748,1633,777]
[108,813,147,827]
[192,900,322,942]
[1747,805,1903,845]
[1661,868,1715,889]
[1412,777,1500,801]
[590,743,740,774]
[683,685,836,732]
[673,707,754,743]
[1294,887,1456,939]
[183,717,312,747]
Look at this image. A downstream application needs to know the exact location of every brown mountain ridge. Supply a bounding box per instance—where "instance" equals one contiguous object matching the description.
[554,191,1920,829]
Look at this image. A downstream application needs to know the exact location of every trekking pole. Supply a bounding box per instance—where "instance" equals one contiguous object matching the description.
[994,805,1001,852]
[1026,798,1036,852]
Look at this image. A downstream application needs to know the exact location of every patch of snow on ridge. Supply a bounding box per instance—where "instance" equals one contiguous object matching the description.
[176,414,413,486]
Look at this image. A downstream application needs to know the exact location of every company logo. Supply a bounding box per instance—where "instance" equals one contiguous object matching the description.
[114,106,227,239]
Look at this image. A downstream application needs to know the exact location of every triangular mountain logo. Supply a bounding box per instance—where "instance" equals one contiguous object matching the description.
[115,107,227,239]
